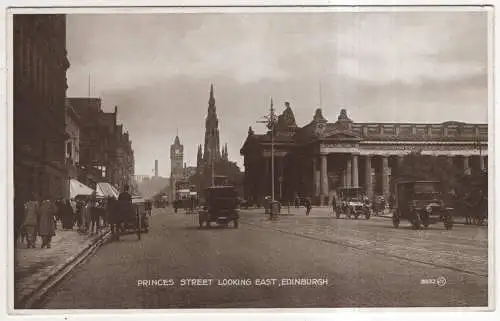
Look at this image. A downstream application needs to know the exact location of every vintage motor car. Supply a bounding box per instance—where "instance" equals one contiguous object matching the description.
[198,186,240,228]
[337,187,371,219]
[392,181,453,230]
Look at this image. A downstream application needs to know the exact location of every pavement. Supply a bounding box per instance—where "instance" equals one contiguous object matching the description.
[39,206,488,309]
[14,221,111,309]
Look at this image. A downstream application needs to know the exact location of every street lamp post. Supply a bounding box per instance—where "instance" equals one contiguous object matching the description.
[258,97,277,217]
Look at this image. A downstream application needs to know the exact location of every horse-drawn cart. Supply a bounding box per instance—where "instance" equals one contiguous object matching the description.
[114,196,149,240]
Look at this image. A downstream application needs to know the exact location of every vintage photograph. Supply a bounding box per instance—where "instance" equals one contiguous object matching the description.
[11,7,490,310]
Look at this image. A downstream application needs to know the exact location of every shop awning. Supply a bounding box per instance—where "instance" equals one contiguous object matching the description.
[95,182,120,199]
[70,179,94,199]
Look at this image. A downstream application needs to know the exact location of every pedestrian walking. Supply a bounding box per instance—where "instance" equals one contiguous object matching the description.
[23,194,39,248]
[55,199,64,227]
[81,199,92,233]
[75,200,83,231]
[89,193,100,235]
[62,199,74,230]
[304,197,312,216]
[38,199,56,248]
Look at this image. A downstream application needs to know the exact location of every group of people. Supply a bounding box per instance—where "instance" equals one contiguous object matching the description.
[15,194,58,248]
[15,185,135,249]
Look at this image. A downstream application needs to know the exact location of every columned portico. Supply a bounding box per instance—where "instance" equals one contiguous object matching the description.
[352,154,359,188]
[240,108,488,206]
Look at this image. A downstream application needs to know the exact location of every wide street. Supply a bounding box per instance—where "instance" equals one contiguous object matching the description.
[40,207,488,309]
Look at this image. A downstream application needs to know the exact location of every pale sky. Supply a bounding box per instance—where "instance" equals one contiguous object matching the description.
[65,10,489,177]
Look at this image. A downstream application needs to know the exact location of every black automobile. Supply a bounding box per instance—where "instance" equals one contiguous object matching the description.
[337,187,371,219]
[392,181,453,230]
[198,186,240,228]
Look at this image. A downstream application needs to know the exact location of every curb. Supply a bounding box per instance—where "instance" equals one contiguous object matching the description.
[17,231,113,309]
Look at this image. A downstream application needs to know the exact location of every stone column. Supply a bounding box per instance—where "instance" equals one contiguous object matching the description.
[352,154,359,188]
[463,156,471,175]
[382,156,390,200]
[320,154,328,205]
[365,156,373,199]
[479,155,485,171]
[346,158,352,188]
[313,157,320,197]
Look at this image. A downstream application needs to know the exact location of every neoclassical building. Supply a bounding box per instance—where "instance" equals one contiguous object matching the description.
[240,103,488,205]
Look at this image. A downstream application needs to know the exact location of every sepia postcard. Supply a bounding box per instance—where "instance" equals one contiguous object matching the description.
[2,2,496,319]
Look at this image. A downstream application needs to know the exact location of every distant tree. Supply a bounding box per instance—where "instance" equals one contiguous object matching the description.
[396,152,486,197]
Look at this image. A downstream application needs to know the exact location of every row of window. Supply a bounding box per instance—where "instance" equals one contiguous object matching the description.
[15,31,64,111]
[359,125,486,137]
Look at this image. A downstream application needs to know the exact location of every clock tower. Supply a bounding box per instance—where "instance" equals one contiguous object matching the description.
[170,134,184,200]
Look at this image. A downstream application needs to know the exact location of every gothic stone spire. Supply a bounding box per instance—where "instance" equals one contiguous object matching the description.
[203,84,221,164]
[197,144,203,167]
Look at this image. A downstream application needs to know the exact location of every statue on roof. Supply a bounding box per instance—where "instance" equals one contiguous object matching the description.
[248,126,254,136]
[313,108,327,123]
[277,101,298,130]
[337,108,352,122]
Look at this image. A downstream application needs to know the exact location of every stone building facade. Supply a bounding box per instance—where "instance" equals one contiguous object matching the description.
[68,97,134,190]
[240,104,488,205]
[13,14,70,201]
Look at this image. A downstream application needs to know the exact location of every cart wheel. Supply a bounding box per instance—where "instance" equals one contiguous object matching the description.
[233,219,239,228]
[392,212,400,228]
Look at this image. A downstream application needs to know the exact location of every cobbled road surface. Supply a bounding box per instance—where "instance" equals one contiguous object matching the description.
[41,208,488,309]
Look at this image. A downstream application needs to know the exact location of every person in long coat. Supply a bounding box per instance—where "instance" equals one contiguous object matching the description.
[38,199,56,248]
[23,194,39,248]
[62,199,74,230]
